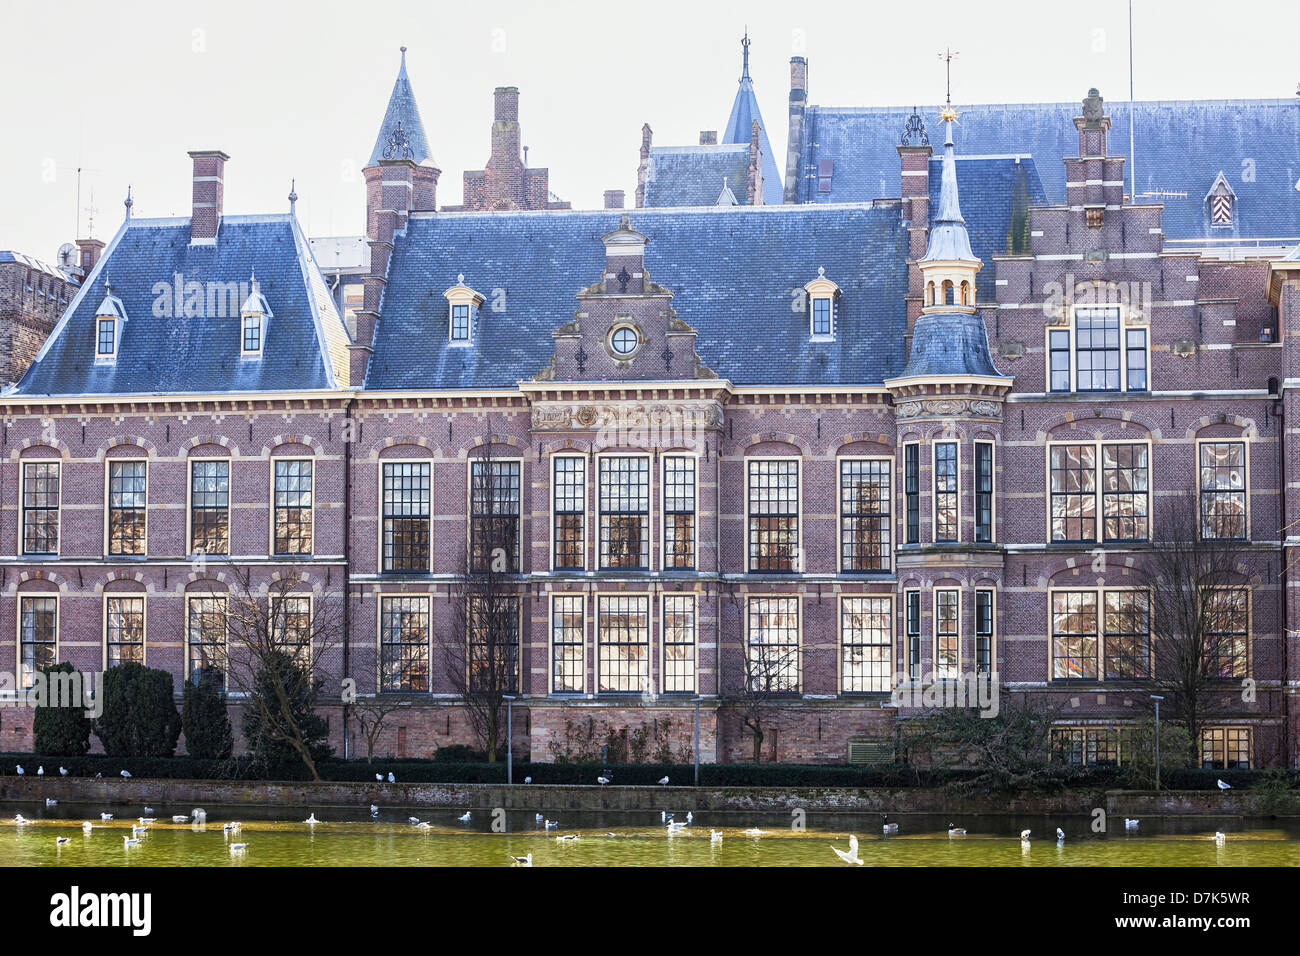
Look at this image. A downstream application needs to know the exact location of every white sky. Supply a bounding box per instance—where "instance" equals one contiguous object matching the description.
[2,0,1297,263]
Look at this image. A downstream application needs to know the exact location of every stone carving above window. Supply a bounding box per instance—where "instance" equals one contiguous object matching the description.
[895,398,1002,420]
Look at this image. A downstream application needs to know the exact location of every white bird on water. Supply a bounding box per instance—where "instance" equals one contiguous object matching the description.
[100,813,113,821]
[831,835,864,866]
[457,812,472,823]
[535,813,544,822]
[172,815,190,823]
[1124,818,1140,829]
[743,828,765,837]
[143,807,154,815]
[1217,779,1232,790]
[45,798,57,807]
[131,825,147,837]
[13,814,30,825]
[1020,829,1032,841]
[667,821,688,833]
[686,812,693,823]
[509,853,533,867]
[597,776,610,786]
[56,837,70,846]
[1214,832,1227,845]
[81,822,93,832]
[123,836,141,847]
[408,816,421,825]
[222,822,241,833]
[192,809,207,823]
[948,824,967,837]
[556,834,578,842]
[230,843,248,853]
[415,822,432,830]
[138,817,155,825]
[882,816,899,835]
[658,776,670,786]
[369,805,379,817]
[711,829,723,843]
[306,814,320,825]
[544,819,558,830]
[1057,828,1066,842]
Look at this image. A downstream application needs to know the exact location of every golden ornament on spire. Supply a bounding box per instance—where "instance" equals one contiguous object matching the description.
[940,105,959,124]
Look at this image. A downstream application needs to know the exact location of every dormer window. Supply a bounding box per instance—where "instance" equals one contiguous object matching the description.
[444,273,485,344]
[1207,172,1235,228]
[93,281,126,363]
[803,266,839,340]
[239,270,272,359]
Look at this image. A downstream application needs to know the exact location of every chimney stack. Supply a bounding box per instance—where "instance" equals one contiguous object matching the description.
[187,150,230,244]
[604,189,626,210]
[75,238,105,275]
[699,130,718,145]
[635,124,653,208]
[784,57,808,204]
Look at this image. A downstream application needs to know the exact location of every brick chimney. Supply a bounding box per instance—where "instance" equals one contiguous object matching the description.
[746,120,764,206]
[75,238,105,275]
[188,150,229,244]
[604,189,625,209]
[635,124,652,208]
[699,130,718,145]
[783,57,808,204]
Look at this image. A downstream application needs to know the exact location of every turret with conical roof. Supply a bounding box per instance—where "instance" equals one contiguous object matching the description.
[722,32,783,205]
[363,47,440,238]
[918,109,980,313]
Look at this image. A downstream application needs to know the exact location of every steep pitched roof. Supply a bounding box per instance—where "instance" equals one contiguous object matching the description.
[795,99,1300,240]
[14,214,352,397]
[895,312,1004,380]
[367,204,909,390]
[366,49,436,169]
[722,74,783,205]
[643,145,750,207]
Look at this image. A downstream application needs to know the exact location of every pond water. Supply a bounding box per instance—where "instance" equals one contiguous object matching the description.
[3,801,1298,867]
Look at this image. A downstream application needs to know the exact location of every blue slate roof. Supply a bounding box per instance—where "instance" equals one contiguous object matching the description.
[722,74,784,205]
[796,99,1300,240]
[367,204,910,390]
[643,145,751,207]
[367,50,436,169]
[14,215,352,397]
[895,312,1004,380]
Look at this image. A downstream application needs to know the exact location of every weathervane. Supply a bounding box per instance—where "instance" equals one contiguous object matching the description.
[741,29,751,80]
[938,47,960,123]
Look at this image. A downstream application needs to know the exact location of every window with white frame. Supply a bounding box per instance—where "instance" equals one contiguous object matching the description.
[187,596,226,688]
[107,461,147,556]
[663,456,696,569]
[18,595,56,689]
[379,595,429,692]
[905,590,921,681]
[841,596,891,693]
[599,456,650,569]
[552,456,586,570]
[189,460,230,555]
[273,459,313,556]
[747,596,799,693]
[1206,587,1249,678]
[1049,442,1149,543]
[551,594,585,693]
[933,443,958,543]
[974,442,994,543]
[748,459,799,572]
[97,318,118,357]
[974,589,993,675]
[1199,441,1247,540]
[1047,307,1148,392]
[105,596,145,667]
[1201,727,1250,769]
[1051,588,1152,681]
[470,460,521,572]
[811,296,833,337]
[450,303,471,341]
[272,594,313,668]
[662,594,696,693]
[840,459,890,572]
[934,589,959,680]
[598,594,650,693]
[21,461,60,555]
[467,594,519,694]
[381,462,431,572]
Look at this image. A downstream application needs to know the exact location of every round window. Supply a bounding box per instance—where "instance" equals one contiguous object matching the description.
[610,326,639,356]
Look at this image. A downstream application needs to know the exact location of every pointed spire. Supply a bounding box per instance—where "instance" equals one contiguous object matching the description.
[920,115,977,264]
[123,185,133,221]
[741,30,751,80]
[367,46,435,168]
[288,179,298,214]
[722,32,783,205]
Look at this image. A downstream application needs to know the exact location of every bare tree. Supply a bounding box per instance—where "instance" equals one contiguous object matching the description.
[207,564,341,780]
[734,615,800,764]
[1137,486,1251,762]
[443,441,521,762]
[351,695,411,764]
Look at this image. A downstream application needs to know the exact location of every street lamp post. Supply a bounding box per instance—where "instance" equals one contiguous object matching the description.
[1150,695,1164,790]
[692,697,705,786]
[503,695,517,785]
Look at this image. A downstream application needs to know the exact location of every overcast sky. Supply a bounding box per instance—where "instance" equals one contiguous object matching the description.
[2,0,1297,263]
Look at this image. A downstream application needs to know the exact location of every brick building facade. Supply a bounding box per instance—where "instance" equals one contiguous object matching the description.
[0,50,1296,768]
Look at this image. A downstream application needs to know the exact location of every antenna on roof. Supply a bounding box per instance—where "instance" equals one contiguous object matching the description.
[1128,0,1136,203]
[937,48,959,107]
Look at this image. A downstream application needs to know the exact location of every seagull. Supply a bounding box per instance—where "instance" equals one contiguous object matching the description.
[509,853,533,866]
[1217,779,1232,790]
[408,816,421,825]
[882,816,899,835]
[1020,829,1032,841]
[597,776,610,785]
[387,773,395,783]
[662,812,673,823]
[306,814,320,825]
[222,822,241,833]
[15,766,23,775]
[120,770,131,778]
[138,817,155,825]
[230,843,248,853]
[711,829,723,843]
[375,773,382,782]
[123,836,141,847]
[1057,828,1066,842]
[13,814,30,825]
[81,822,93,832]
[59,767,68,776]
[1214,832,1226,845]
[535,814,544,822]
[56,837,70,846]
[415,822,432,830]
[143,807,154,815]
[45,798,57,807]
[100,813,113,821]
[658,776,670,786]
[131,824,147,837]
[173,815,190,823]
[948,824,967,837]
[686,812,693,823]
[457,812,472,823]
[95,774,102,779]
[1124,818,1140,829]
[743,828,765,837]
[192,809,207,823]
[544,819,558,829]
[36,766,44,776]
[369,804,379,816]
[667,821,688,833]
[556,834,578,842]
[524,777,532,784]
[831,835,864,865]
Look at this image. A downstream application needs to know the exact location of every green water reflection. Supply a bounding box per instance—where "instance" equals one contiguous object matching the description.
[4,802,1298,867]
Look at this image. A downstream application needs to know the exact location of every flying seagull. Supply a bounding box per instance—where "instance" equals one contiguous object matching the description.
[56,837,70,846]
[457,811,472,823]
[509,853,533,866]
[831,835,864,865]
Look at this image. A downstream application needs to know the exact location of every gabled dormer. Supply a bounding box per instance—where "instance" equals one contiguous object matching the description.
[94,280,127,363]
[240,271,272,359]
[804,266,839,340]
[1206,171,1236,228]
[444,274,484,343]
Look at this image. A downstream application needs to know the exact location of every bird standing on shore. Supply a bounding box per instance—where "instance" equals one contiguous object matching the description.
[59,767,68,776]
[37,766,44,776]
[658,776,670,786]
[882,816,899,835]
[948,824,967,837]
[120,770,131,778]
[388,773,396,783]
[457,811,472,823]
[1217,779,1232,790]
